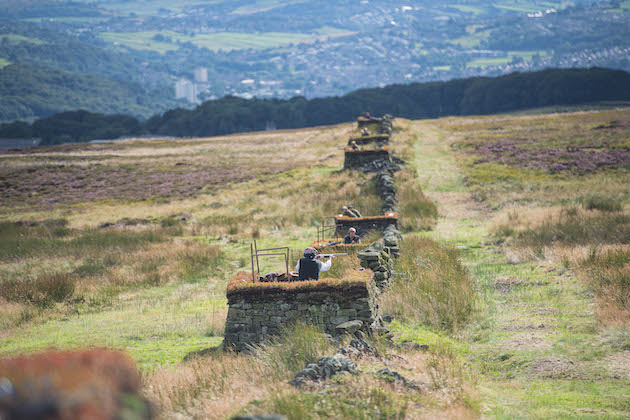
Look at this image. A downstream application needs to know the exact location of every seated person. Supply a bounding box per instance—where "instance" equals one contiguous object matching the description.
[350,140,360,150]
[341,206,358,217]
[348,205,362,217]
[343,227,360,244]
[295,247,332,280]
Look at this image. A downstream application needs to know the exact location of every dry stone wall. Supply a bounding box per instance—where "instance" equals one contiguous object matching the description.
[223,115,404,352]
[224,282,380,352]
[344,149,391,171]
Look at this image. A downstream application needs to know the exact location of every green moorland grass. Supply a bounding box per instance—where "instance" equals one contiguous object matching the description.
[382,236,475,331]
[7,110,629,418]
[406,112,630,418]
[0,120,471,418]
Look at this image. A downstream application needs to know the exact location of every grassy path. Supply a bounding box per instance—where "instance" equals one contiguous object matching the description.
[410,120,630,418]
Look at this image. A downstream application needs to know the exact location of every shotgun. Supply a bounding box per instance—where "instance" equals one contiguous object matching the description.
[316,253,348,258]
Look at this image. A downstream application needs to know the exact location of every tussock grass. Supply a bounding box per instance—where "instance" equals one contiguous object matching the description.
[145,323,333,419]
[0,271,75,307]
[578,248,630,324]
[325,254,362,279]
[252,322,333,376]
[0,219,169,261]
[396,169,438,232]
[506,209,630,248]
[382,236,475,331]
[581,195,623,212]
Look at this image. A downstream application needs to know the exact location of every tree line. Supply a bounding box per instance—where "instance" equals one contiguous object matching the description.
[2,67,630,145]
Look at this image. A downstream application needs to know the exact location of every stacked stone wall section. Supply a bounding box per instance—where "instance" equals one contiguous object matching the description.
[344,149,391,170]
[224,281,379,352]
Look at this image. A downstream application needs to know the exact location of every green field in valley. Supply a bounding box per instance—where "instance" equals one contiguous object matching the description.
[466,51,549,68]
[101,30,315,53]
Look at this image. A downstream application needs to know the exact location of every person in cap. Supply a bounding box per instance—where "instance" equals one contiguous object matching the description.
[343,227,360,244]
[350,140,360,150]
[341,206,358,218]
[296,247,333,280]
[348,205,362,217]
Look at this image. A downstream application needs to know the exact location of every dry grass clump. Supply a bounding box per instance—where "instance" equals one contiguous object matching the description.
[396,169,438,232]
[382,236,475,331]
[577,248,630,326]
[581,195,624,212]
[196,168,382,238]
[324,254,363,279]
[226,268,373,298]
[1,270,76,308]
[145,321,478,419]
[499,208,630,249]
[144,323,333,419]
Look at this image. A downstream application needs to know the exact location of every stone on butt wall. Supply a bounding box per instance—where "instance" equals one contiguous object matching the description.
[224,280,380,352]
[344,148,391,171]
[357,229,400,289]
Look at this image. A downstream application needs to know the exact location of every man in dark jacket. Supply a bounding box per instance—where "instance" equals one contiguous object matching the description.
[343,227,360,244]
[295,247,332,280]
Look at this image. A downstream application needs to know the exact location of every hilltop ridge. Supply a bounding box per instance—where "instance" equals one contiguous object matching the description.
[2,67,630,145]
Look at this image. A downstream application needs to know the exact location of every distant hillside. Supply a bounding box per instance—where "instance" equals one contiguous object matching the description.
[146,67,630,136]
[4,67,630,145]
[0,21,152,86]
[0,21,178,121]
[0,64,175,122]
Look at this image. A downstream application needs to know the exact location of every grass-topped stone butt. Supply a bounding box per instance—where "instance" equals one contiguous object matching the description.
[343,146,392,171]
[334,213,398,237]
[223,268,381,352]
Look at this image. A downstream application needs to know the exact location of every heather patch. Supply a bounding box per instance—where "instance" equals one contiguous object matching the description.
[473,141,630,174]
[0,162,291,209]
[443,108,630,208]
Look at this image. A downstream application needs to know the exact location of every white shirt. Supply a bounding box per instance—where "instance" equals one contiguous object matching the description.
[295,257,332,273]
